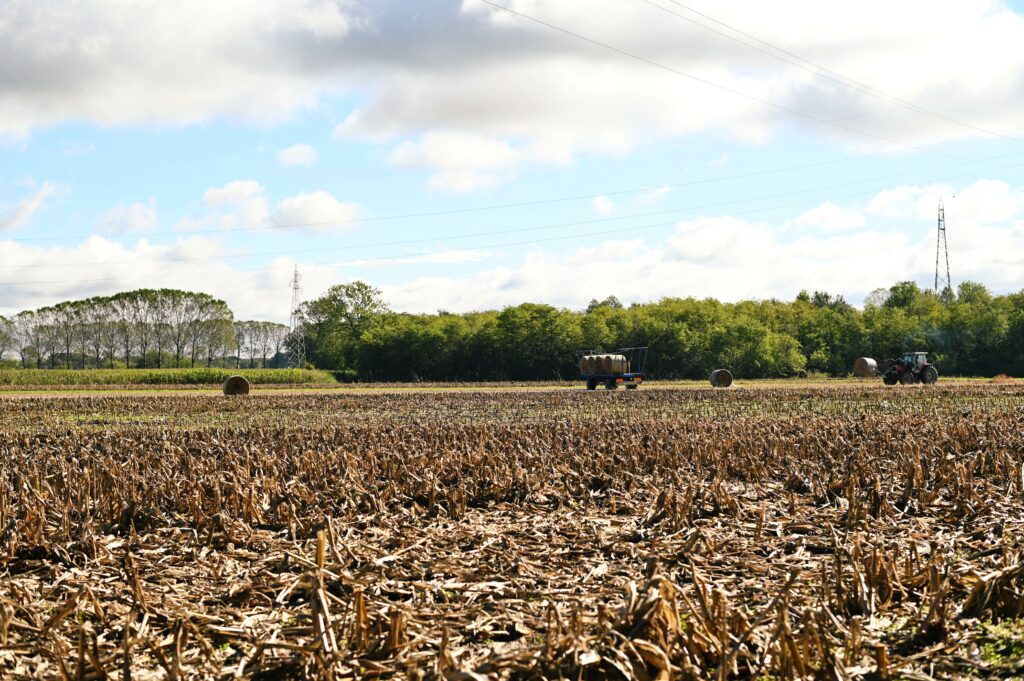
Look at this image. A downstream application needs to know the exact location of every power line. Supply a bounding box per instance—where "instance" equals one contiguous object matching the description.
[12,144,1021,245]
[475,0,975,161]
[8,149,1024,271]
[640,0,1024,145]
[5,154,1024,288]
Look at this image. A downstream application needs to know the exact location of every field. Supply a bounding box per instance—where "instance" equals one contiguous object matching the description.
[1,384,1024,679]
[0,368,339,390]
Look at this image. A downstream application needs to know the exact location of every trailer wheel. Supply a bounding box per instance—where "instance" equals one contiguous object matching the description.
[625,384,638,390]
[605,378,618,390]
[586,378,597,390]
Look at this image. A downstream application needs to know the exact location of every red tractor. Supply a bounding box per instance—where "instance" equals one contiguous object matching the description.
[882,351,939,385]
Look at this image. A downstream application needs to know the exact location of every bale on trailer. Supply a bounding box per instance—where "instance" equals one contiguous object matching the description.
[608,354,628,374]
[222,375,251,395]
[853,357,878,378]
[710,369,733,388]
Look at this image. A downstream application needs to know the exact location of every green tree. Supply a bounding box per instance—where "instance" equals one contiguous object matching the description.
[299,281,389,371]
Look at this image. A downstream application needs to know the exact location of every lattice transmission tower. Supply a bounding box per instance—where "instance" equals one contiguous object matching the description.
[934,198,952,300]
[287,265,306,368]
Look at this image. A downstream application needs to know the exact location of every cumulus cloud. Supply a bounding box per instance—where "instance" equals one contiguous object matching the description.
[270,191,360,230]
[792,201,866,233]
[381,183,1024,312]
[0,0,358,138]
[277,143,319,167]
[201,180,271,229]
[0,234,346,322]
[387,131,528,192]
[867,179,1024,226]
[0,181,59,231]
[183,180,360,233]
[5,1,1024,173]
[5,176,1024,320]
[94,199,159,235]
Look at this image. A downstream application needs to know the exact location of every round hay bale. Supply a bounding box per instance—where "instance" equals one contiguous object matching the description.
[222,375,251,396]
[608,354,628,374]
[710,369,733,388]
[853,357,878,378]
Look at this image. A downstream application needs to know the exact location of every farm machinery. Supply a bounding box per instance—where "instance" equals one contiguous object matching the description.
[855,351,939,385]
[578,347,648,390]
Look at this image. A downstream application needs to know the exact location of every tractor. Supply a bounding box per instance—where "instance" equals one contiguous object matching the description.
[882,351,939,385]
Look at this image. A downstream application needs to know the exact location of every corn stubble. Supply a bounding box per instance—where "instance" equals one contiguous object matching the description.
[0,385,1023,679]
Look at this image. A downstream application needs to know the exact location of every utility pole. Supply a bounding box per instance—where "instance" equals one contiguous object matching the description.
[287,265,306,368]
[935,198,952,300]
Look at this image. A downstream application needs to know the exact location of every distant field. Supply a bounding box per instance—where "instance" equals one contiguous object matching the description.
[0,370,1009,394]
[0,367,337,387]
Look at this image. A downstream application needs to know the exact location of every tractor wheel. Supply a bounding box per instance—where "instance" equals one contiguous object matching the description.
[922,366,938,384]
[899,371,915,385]
[586,378,597,390]
[883,372,898,386]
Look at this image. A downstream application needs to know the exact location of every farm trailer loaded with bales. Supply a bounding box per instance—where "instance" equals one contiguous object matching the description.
[578,347,648,390]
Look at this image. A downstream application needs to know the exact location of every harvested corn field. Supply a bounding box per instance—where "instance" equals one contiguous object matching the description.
[1,385,1024,679]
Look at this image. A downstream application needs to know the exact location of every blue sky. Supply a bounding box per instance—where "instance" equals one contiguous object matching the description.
[2,0,1024,321]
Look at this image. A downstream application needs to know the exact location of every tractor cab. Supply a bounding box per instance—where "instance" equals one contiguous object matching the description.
[901,351,928,368]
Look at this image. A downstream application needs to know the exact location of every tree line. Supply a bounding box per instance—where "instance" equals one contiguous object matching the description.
[296,280,1024,381]
[3,280,1020,379]
[0,289,291,369]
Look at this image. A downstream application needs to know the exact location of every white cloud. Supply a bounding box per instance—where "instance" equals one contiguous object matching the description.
[0,0,358,138]
[382,192,1024,312]
[592,195,614,216]
[387,131,526,192]
[708,154,730,168]
[0,234,346,322]
[277,143,319,167]
[6,1,1023,174]
[867,178,1024,226]
[202,180,271,229]
[94,199,159,235]
[179,181,361,233]
[0,181,58,231]
[270,191,360,230]
[792,201,866,233]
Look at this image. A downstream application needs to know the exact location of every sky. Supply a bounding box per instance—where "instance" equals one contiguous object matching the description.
[2,0,1024,322]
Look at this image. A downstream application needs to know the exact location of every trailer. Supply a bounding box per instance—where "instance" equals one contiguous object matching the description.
[578,347,648,390]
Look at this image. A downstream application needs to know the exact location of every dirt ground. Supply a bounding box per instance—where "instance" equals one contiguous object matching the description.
[1,385,1023,679]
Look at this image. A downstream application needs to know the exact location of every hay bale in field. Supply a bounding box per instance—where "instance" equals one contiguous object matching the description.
[710,369,733,388]
[222,375,251,395]
[580,355,595,374]
[853,357,878,378]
